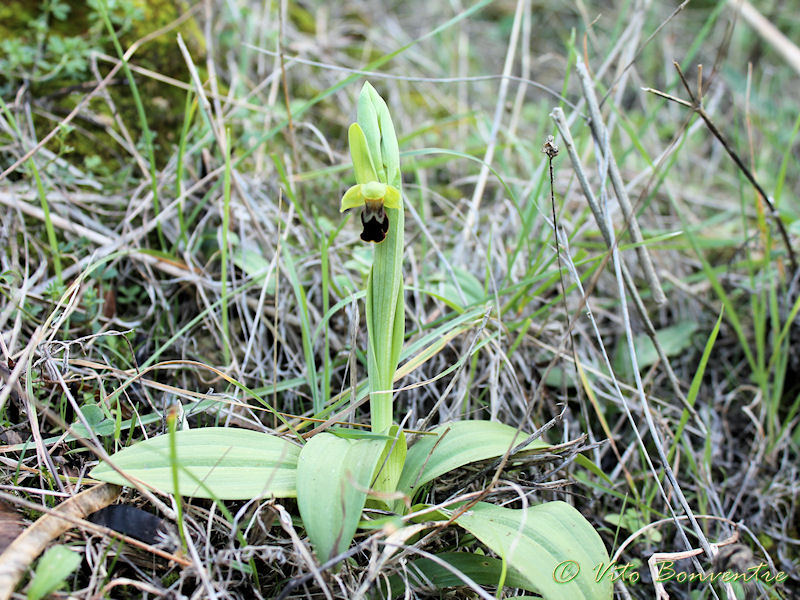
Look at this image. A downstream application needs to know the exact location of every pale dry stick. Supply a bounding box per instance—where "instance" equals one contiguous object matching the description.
[604,0,646,135]
[21,164,227,296]
[94,578,170,599]
[0,4,201,184]
[586,116,719,579]
[612,514,739,563]
[611,515,740,600]
[547,111,719,589]
[93,52,271,115]
[243,45,575,107]
[550,106,704,428]
[605,195,719,574]
[730,0,800,75]
[0,191,188,284]
[460,0,525,246]
[177,32,224,150]
[506,0,532,141]
[181,516,219,600]
[647,534,741,600]
[88,55,150,179]
[598,0,692,110]
[575,57,667,304]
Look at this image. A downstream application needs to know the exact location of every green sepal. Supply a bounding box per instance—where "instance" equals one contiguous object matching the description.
[341,184,366,212]
[348,122,378,185]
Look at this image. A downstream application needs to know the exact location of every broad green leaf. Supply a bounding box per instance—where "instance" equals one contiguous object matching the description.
[605,510,662,543]
[80,404,105,426]
[377,552,531,598]
[542,365,577,388]
[614,321,698,374]
[297,433,384,563]
[231,245,276,293]
[454,501,612,600]
[438,267,486,309]
[397,421,548,500]
[90,427,300,500]
[70,403,113,438]
[27,545,82,600]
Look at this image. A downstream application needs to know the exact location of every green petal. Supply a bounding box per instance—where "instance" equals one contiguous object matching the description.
[383,186,402,209]
[348,123,378,185]
[340,185,365,212]
[362,181,387,200]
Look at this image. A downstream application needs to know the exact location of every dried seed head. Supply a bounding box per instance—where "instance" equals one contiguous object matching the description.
[542,135,559,158]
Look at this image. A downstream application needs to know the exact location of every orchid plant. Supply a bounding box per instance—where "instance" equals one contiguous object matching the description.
[91,82,611,600]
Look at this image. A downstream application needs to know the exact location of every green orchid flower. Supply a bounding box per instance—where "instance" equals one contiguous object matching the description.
[340,122,402,243]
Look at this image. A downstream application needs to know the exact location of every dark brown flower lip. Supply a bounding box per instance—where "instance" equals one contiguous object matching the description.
[360,206,389,243]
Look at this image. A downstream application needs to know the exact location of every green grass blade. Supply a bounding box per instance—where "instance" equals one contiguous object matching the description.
[281,245,321,413]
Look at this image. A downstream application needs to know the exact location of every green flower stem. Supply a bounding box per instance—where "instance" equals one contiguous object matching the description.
[368,202,404,433]
[341,82,405,434]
